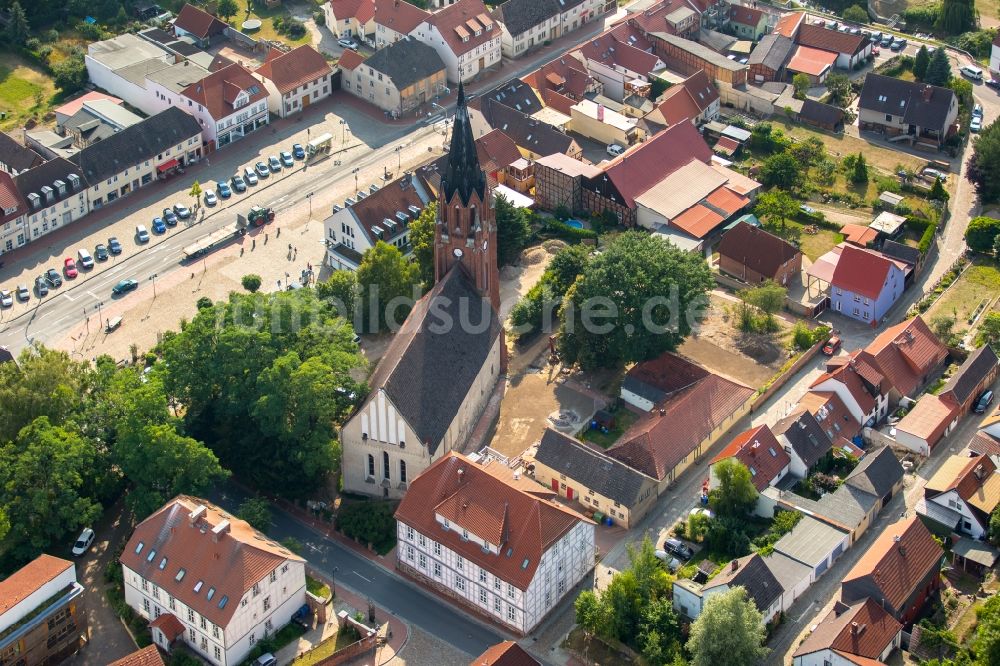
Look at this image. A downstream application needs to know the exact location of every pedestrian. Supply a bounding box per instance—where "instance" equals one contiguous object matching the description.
[240,247,244,256]
[277,279,282,289]
[277,227,281,237]
[288,243,292,251]
[252,239,256,249]
[294,247,297,258]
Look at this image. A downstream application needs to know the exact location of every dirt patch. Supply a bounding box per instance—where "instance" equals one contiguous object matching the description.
[498,244,555,322]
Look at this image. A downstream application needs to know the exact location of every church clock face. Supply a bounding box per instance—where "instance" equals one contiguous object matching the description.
[453,248,464,258]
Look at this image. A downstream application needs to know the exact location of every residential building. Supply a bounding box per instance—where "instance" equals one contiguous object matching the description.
[84,34,175,114]
[172,3,229,48]
[492,0,561,57]
[718,220,802,285]
[120,496,307,665]
[373,0,431,48]
[478,78,543,115]
[992,32,1000,75]
[792,598,903,666]
[532,152,602,211]
[69,107,203,209]
[893,392,960,456]
[773,515,850,582]
[470,641,540,665]
[620,350,712,412]
[179,63,270,149]
[842,516,943,624]
[649,32,748,85]
[794,24,872,69]
[858,75,958,149]
[474,99,583,159]
[569,99,642,147]
[525,56,601,106]
[771,409,831,478]
[710,425,791,491]
[530,428,659,528]
[413,0,502,83]
[918,454,1000,539]
[643,69,719,129]
[395,452,596,634]
[629,0,702,39]
[339,38,447,116]
[0,170,29,254]
[773,10,805,38]
[673,554,783,623]
[324,0,377,42]
[13,158,89,246]
[54,91,124,128]
[830,244,906,324]
[0,132,45,176]
[798,390,862,442]
[786,45,836,84]
[858,316,949,402]
[109,645,167,666]
[0,554,87,666]
[810,358,889,428]
[728,4,768,41]
[340,85,504,498]
[254,46,333,118]
[59,100,144,150]
[323,170,434,270]
[942,344,999,412]
[761,551,812,614]
[576,34,666,101]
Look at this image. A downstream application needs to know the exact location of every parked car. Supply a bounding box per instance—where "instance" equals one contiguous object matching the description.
[71,527,95,556]
[974,390,994,414]
[292,143,305,159]
[880,35,893,46]
[653,550,682,571]
[280,151,294,168]
[45,267,63,287]
[162,209,178,226]
[663,538,694,560]
[95,243,109,261]
[0,290,12,308]
[204,190,218,206]
[30,279,44,298]
[922,167,946,181]
[890,39,904,51]
[607,143,625,157]
[218,182,232,199]
[232,174,248,192]
[173,203,191,219]
[112,278,139,295]
[689,507,715,520]
[78,248,94,269]
[254,654,277,666]
[973,103,984,118]
[268,155,282,172]
[337,37,358,49]
[800,204,816,215]
[872,46,881,56]
[960,65,984,81]
[254,162,270,178]
[136,225,150,243]
[971,116,983,132]
[823,335,842,355]
[986,78,1000,90]
[108,237,123,255]
[152,217,167,234]
[64,257,78,279]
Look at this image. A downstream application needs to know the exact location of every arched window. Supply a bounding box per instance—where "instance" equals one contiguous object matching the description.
[399,460,407,484]
[383,451,390,480]
[367,454,375,478]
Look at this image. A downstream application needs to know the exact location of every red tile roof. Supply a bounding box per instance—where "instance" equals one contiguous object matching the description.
[799,390,861,440]
[181,63,268,122]
[810,361,879,416]
[793,598,902,661]
[652,85,701,126]
[625,351,710,397]
[608,20,654,51]
[471,641,541,665]
[527,57,593,99]
[929,454,998,505]
[895,393,958,444]
[609,373,754,480]
[428,0,497,57]
[255,46,332,95]
[108,645,166,666]
[705,185,749,216]
[173,3,229,39]
[842,516,942,612]
[329,0,376,24]
[0,170,28,225]
[374,0,430,34]
[712,425,791,490]
[338,48,366,71]
[476,129,522,176]
[395,453,591,590]
[831,244,897,300]
[149,613,186,641]
[796,23,870,56]
[718,221,801,280]
[841,223,880,247]
[578,36,662,78]
[858,316,948,398]
[970,431,1000,459]
[631,0,702,35]
[787,45,837,77]
[729,3,765,27]
[120,496,303,628]
[671,204,723,239]
[774,11,805,38]
[0,554,74,616]
[540,88,576,115]
[602,120,713,207]
[681,69,720,111]
[54,91,123,118]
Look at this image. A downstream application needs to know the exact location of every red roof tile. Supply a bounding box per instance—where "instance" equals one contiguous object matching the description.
[255,45,332,95]
[428,0,497,57]
[652,85,701,126]
[970,431,1000,459]
[608,20,653,51]
[149,613,185,641]
[670,204,723,238]
[810,362,879,415]
[173,3,229,39]
[338,48,365,71]
[527,57,593,99]
[578,36,662,79]
[787,45,837,77]
[471,641,541,665]
[774,11,805,38]
[831,244,896,300]
[181,63,268,122]
[374,0,430,34]
[799,391,861,440]
[796,23,870,56]
[0,554,74,616]
[54,91,123,118]
[712,425,791,490]
[329,0,376,24]
[895,393,959,444]
[476,129,522,176]
[858,316,948,398]
[718,221,801,280]
[729,3,765,27]
[842,516,942,612]
[108,645,166,666]
[794,598,902,661]
[540,88,576,115]
[625,352,710,397]
[841,223,880,247]
[0,170,28,225]
[631,0,702,35]
[705,185,749,216]
[395,453,591,590]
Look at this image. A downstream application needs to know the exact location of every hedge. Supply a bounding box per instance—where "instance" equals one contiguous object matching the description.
[540,219,598,243]
[918,222,938,255]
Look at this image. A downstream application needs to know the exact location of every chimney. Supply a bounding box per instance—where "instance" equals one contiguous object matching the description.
[851,621,859,634]
[189,505,207,524]
[921,85,932,103]
[731,560,739,572]
[458,468,465,483]
[211,519,231,542]
[975,463,984,480]
[597,104,604,121]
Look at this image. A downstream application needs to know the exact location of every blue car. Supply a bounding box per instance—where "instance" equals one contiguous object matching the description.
[218,182,232,199]
[152,217,167,234]
[292,143,305,159]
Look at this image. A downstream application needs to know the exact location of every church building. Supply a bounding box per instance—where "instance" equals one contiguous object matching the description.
[340,84,505,498]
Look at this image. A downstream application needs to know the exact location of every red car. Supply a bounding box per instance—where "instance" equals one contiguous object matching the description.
[64,257,78,279]
[822,335,842,356]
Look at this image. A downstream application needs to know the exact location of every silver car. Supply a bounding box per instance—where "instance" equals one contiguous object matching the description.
[0,290,12,308]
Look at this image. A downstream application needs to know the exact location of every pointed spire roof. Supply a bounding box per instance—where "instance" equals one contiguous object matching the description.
[442,82,487,206]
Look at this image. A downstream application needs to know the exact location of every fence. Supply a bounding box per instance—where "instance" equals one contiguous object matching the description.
[751,339,826,411]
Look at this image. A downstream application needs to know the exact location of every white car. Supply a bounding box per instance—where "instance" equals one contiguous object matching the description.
[970,116,983,133]
[77,248,94,269]
[72,527,95,556]
[0,290,12,308]
[607,143,625,157]
[338,37,359,49]
[244,168,259,185]
[204,190,218,206]
[135,225,150,243]
[653,550,682,571]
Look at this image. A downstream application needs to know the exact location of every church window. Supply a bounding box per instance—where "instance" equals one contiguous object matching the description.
[399,460,407,483]
[367,454,374,478]
[383,451,390,479]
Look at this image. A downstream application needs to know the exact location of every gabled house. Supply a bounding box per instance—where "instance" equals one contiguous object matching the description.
[338,38,447,116]
[644,69,720,128]
[859,74,958,149]
[793,598,903,666]
[110,645,167,666]
[728,4,768,41]
[0,170,29,253]
[0,131,45,175]
[324,0,377,43]
[747,33,794,83]
[526,56,601,104]
[575,35,666,102]
[893,392,960,456]
[794,23,872,69]
[179,63,270,149]
[492,0,561,57]
[172,3,229,48]
[373,0,432,47]
[858,316,949,402]
[710,424,791,491]
[942,345,999,412]
[810,357,889,427]
[773,11,805,38]
[413,0,502,83]
[798,390,862,442]
[121,496,307,665]
[786,45,837,85]
[918,454,1000,540]
[830,244,906,325]
[673,554,783,623]
[12,158,89,247]
[771,409,832,478]
[718,220,801,285]
[395,452,595,634]
[475,99,583,160]
[620,351,710,411]
[840,516,943,624]
[630,0,702,39]
[532,152,603,212]
[479,78,544,115]
[773,515,850,582]
[254,46,333,118]
[471,641,541,665]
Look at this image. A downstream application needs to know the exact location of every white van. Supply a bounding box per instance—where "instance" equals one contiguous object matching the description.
[960,65,984,81]
[77,248,94,269]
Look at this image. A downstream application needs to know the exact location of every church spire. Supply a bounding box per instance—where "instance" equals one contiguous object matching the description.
[441,82,486,206]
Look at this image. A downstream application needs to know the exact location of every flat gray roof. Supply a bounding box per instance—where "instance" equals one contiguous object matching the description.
[774,515,848,567]
[146,61,210,93]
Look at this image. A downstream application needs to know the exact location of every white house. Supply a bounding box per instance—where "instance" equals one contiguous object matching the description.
[413,0,502,83]
[672,554,783,624]
[85,34,175,115]
[179,63,270,149]
[808,360,888,429]
[991,33,1000,75]
[120,496,306,666]
[12,158,89,246]
[254,46,333,118]
[492,0,561,58]
[918,454,1000,540]
[373,0,430,49]
[395,452,596,635]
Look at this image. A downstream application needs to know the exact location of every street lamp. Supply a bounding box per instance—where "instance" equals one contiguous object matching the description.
[306,192,314,224]
[340,119,348,146]
[332,566,339,598]
[352,168,360,194]
[96,301,104,328]
[395,145,402,172]
[149,273,159,298]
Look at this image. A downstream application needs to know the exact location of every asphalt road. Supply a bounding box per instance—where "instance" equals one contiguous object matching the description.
[209,483,504,658]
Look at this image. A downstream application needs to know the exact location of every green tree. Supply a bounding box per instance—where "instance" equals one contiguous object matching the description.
[825,73,853,108]
[759,152,800,189]
[189,180,202,206]
[974,594,1000,665]
[356,241,421,332]
[575,590,611,640]
[914,45,931,80]
[842,4,868,22]
[851,152,869,184]
[977,312,1000,351]
[0,346,87,444]
[558,232,713,369]
[792,73,811,99]
[639,597,683,664]
[738,280,787,333]
[0,417,103,562]
[687,587,769,666]
[52,53,88,93]
[966,216,1000,253]
[6,1,30,45]
[968,120,1000,202]
[990,508,1000,546]
[930,314,957,344]
[217,0,239,20]
[937,0,975,35]
[237,498,272,532]
[317,270,359,320]
[709,458,758,517]
[495,193,530,267]
[408,202,436,286]
[930,176,949,201]
[241,274,262,292]
[755,189,798,230]
[925,48,953,86]
[546,244,591,294]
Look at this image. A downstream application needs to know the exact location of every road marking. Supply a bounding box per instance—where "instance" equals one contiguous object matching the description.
[352,571,372,583]
[86,291,98,299]
[62,292,75,302]
[793,602,817,623]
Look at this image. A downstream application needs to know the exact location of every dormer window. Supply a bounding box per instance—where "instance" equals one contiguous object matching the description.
[158,557,168,570]
[146,549,156,562]
[135,542,144,554]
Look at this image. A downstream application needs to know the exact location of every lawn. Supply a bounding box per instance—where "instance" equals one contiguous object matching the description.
[926,259,1000,328]
[777,120,928,174]
[763,219,843,261]
[0,51,57,132]
[240,5,313,47]
[579,409,639,449]
[306,574,331,601]
[291,630,349,666]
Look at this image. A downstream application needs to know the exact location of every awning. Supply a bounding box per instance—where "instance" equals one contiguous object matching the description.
[953,537,999,568]
[494,185,534,209]
[157,158,180,172]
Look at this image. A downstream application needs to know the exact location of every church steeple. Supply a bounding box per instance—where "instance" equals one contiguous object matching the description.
[441,82,486,207]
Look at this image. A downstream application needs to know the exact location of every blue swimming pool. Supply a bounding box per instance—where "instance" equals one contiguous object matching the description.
[565,219,584,229]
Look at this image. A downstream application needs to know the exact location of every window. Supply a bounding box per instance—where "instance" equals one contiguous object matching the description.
[493,598,501,613]
[169,596,176,611]
[281,564,289,574]
[480,589,487,604]
[383,451,390,479]
[419,553,426,568]
[264,595,271,611]
[507,583,515,598]
[479,569,487,583]
[419,534,426,547]
[457,556,464,570]
[400,460,407,483]
[249,633,256,646]
[215,646,222,661]
[507,606,516,622]
[213,625,219,639]
[188,608,195,622]
[367,454,375,477]
[201,616,207,629]
[494,578,501,591]
[189,628,196,642]
[141,580,149,592]
[406,525,414,539]
[434,542,441,556]
[456,576,465,591]
[270,571,277,583]
[143,598,150,614]
[433,562,441,577]
[407,545,414,560]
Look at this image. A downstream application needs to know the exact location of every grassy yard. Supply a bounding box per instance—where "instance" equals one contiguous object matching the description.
[764,219,844,261]
[926,259,1000,327]
[579,409,639,449]
[0,51,58,132]
[777,120,928,173]
[306,574,331,601]
[240,5,313,47]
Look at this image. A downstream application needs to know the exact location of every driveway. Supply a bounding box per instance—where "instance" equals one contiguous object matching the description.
[64,499,136,666]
